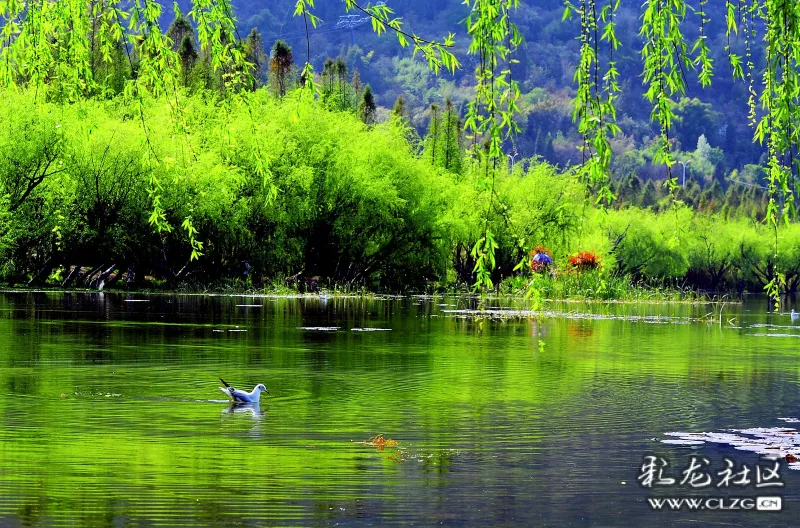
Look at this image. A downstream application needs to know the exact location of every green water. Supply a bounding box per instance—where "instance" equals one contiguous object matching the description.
[1,292,799,527]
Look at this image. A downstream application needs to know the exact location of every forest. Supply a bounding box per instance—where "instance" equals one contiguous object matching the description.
[1,0,800,300]
[235,0,766,175]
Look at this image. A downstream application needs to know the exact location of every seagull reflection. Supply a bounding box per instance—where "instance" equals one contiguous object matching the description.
[221,401,265,419]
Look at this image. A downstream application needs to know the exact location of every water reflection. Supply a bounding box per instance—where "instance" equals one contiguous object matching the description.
[222,402,265,419]
[0,292,799,527]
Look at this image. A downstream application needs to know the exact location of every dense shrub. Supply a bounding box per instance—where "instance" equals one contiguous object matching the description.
[0,87,797,295]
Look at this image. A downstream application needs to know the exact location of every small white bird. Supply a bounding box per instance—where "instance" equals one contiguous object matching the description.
[219,378,270,403]
[792,310,799,323]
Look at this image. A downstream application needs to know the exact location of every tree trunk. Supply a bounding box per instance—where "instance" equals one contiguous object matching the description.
[103,265,126,289]
[62,265,81,288]
[80,264,105,287]
[28,258,55,286]
[91,264,117,290]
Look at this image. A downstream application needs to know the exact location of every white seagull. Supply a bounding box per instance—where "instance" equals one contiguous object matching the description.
[792,310,799,323]
[219,378,270,403]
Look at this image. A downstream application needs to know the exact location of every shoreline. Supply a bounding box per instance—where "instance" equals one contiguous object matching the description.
[0,286,744,305]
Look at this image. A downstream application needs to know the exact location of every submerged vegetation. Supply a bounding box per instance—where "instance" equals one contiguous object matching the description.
[2,1,800,302]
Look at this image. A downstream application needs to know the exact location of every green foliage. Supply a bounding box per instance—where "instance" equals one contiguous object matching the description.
[462,0,523,291]
[672,97,721,152]
[602,207,689,280]
[2,83,799,296]
[563,0,621,210]
[0,89,448,289]
[392,96,408,122]
[6,0,800,301]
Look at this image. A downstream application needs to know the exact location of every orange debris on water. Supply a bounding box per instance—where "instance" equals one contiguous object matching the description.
[364,434,399,451]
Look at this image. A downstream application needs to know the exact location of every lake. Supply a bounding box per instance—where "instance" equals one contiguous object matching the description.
[0,291,799,527]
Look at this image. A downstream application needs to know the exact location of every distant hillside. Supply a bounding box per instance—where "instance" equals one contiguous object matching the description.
[161,1,767,183]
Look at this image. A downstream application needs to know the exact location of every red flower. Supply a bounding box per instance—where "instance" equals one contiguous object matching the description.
[568,250,601,271]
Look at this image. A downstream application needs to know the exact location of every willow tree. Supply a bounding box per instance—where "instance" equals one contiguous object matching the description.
[558,0,800,307]
[5,0,799,301]
[0,0,517,293]
[463,0,523,291]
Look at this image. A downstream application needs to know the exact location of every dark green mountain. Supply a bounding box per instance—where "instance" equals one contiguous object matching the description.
[163,1,765,175]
